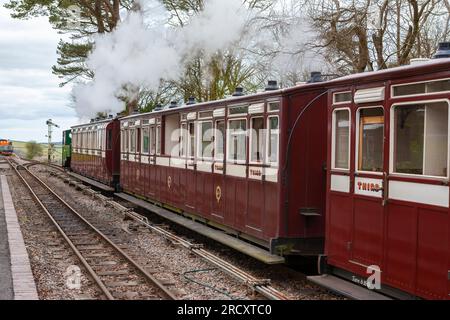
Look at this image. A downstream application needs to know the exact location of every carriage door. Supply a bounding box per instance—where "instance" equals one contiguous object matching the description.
[350,105,386,269]
[185,115,197,210]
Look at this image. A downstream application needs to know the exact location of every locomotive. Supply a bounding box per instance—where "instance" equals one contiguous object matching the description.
[64,54,450,300]
[0,139,14,156]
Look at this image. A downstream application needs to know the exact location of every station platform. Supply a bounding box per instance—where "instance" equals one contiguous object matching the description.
[0,172,38,300]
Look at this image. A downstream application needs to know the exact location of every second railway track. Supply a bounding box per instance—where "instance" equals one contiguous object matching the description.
[9,159,177,300]
[17,159,295,300]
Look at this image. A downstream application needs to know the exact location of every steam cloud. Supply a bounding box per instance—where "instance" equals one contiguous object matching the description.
[73,0,248,118]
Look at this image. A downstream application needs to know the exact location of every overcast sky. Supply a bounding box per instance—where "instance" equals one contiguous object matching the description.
[0,1,79,142]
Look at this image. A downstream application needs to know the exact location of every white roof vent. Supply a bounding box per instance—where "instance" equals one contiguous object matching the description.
[354,87,385,104]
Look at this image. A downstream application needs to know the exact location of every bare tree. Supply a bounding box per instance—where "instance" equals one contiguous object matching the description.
[305,0,447,74]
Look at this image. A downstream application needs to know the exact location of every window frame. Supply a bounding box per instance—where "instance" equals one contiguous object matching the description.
[197,120,213,160]
[331,107,352,171]
[120,130,125,153]
[227,117,247,164]
[124,129,129,153]
[389,98,450,179]
[129,128,136,153]
[249,116,265,165]
[228,104,249,117]
[266,115,279,166]
[355,106,385,175]
[141,126,150,155]
[187,122,196,159]
[267,100,281,113]
[156,125,161,155]
[333,91,353,105]
[150,125,156,155]
[391,77,450,99]
[214,119,226,161]
[180,122,188,158]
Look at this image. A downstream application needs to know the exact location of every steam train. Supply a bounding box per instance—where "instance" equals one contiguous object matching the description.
[64,49,450,299]
[0,139,14,156]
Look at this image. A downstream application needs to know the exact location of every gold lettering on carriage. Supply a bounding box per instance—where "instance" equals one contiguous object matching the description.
[249,169,262,177]
[357,181,381,193]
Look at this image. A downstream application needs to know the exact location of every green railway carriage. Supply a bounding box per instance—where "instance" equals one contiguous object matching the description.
[62,130,72,168]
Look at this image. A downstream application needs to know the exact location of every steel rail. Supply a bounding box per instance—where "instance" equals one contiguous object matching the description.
[106,199,290,300]
[28,160,290,300]
[8,159,177,300]
[7,159,115,300]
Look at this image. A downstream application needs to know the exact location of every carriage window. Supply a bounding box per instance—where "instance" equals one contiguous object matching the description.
[229,106,248,116]
[393,79,450,97]
[180,123,187,157]
[333,109,350,169]
[156,125,161,155]
[142,127,150,154]
[394,101,448,177]
[150,126,156,155]
[393,83,426,97]
[228,119,247,162]
[334,92,352,104]
[136,128,141,153]
[188,122,195,158]
[215,120,225,160]
[199,111,213,119]
[358,108,384,172]
[198,121,213,159]
[267,116,279,164]
[251,117,265,163]
[107,129,112,150]
[130,129,136,153]
[268,101,280,112]
[123,130,128,152]
[427,79,450,93]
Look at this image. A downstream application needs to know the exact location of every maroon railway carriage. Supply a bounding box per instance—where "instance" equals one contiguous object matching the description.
[119,81,328,257]
[71,117,121,187]
[324,59,450,299]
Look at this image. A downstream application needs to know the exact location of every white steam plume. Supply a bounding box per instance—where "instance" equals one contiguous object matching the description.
[73,0,248,118]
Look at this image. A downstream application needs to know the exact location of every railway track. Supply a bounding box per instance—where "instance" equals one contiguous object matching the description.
[23,159,292,300]
[7,159,177,300]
